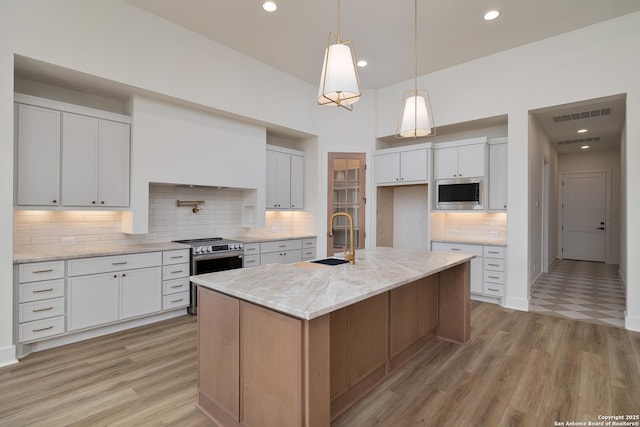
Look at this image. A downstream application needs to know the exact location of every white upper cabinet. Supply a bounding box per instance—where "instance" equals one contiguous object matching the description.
[15,95,131,209]
[62,113,130,207]
[434,140,486,180]
[375,144,430,186]
[266,145,304,210]
[488,140,508,210]
[16,104,61,206]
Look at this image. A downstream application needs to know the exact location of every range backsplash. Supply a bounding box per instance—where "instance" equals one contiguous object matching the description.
[14,184,316,251]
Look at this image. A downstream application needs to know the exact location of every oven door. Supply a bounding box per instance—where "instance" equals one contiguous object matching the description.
[189,251,244,314]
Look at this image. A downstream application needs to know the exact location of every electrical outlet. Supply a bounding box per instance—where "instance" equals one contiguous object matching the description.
[62,237,75,245]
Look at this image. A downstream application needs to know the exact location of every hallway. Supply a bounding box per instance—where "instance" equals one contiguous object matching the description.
[530,259,625,328]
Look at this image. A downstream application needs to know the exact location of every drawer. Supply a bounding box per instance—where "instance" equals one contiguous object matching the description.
[483,270,504,284]
[163,249,190,265]
[163,263,190,280]
[19,297,65,323]
[244,254,260,268]
[68,252,162,276]
[431,242,483,257]
[19,316,65,343]
[302,238,316,249]
[484,246,505,258]
[19,261,65,283]
[261,239,302,253]
[261,249,301,265]
[163,291,190,310]
[163,277,190,295]
[302,248,316,260]
[483,258,504,272]
[483,283,504,297]
[243,243,260,255]
[19,279,65,303]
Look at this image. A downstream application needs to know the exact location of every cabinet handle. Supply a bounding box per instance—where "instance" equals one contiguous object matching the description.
[450,248,461,251]
[171,298,184,303]
[170,284,184,289]
[487,287,500,292]
[114,274,118,278]
[33,288,54,293]
[171,270,184,274]
[488,251,499,254]
[33,326,53,333]
[487,263,500,267]
[170,256,184,259]
[100,201,105,205]
[112,261,128,266]
[246,247,256,252]
[92,201,96,204]
[122,273,126,277]
[278,244,287,248]
[52,199,57,204]
[246,259,256,263]
[32,269,53,274]
[33,307,53,313]
[503,205,507,208]
[488,275,500,279]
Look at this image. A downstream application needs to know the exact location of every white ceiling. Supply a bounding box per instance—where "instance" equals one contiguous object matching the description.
[124,0,640,89]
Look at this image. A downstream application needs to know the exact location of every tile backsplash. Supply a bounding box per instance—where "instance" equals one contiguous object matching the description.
[430,212,507,242]
[14,184,316,251]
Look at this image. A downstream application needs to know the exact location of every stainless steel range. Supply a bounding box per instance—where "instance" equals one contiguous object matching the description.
[172,237,244,314]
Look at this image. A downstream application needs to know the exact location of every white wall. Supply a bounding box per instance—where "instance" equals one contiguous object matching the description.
[620,122,627,289]
[558,149,621,264]
[378,12,640,320]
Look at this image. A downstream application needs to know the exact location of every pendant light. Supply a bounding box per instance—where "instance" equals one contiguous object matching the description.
[397,0,436,138]
[318,0,361,110]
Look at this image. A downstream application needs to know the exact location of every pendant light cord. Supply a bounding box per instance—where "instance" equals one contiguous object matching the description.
[414,0,418,94]
[337,0,341,42]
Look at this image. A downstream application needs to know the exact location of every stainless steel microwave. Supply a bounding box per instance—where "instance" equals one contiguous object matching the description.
[436,177,483,210]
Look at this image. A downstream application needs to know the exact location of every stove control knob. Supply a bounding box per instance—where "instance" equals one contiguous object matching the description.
[237,243,243,250]
[193,247,201,254]
[206,246,213,253]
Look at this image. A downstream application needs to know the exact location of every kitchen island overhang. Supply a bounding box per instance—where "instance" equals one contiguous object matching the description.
[192,247,474,427]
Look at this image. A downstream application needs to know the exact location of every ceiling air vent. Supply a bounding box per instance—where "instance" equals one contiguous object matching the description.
[556,136,601,145]
[552,108,611,123]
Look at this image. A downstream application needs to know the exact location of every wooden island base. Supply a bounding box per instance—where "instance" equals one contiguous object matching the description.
[197,261,470,427]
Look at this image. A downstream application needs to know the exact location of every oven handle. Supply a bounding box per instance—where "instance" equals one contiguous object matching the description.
[192,251,244,262]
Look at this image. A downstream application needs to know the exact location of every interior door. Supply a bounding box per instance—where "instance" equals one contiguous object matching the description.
[328,153,366,256]
[562,171,606,262]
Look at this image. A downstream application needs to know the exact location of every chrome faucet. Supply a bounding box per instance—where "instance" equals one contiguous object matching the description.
[328,212,355,264]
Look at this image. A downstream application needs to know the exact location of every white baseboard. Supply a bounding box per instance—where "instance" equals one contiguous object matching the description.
[625,313,640,332]
[0,344,18,368]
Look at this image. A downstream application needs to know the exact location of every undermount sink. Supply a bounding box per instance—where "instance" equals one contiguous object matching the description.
[310,258,350,266]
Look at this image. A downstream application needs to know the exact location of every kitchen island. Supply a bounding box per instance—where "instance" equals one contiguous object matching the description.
[191,247,473,427]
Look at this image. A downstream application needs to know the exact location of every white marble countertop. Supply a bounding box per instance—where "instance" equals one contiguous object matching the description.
[191,247,474,320]
[431,237,507,247]
[13,242,190,264]
[231,233,316,243]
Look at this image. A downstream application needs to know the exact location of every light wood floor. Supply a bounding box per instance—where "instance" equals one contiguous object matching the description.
[1,302,639,426]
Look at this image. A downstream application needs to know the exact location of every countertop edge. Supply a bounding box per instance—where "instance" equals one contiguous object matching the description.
[431,238,507,247]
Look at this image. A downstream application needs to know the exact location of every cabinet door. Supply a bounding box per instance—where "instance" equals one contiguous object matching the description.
[62,113,99,206]
[120,267,162,319]
[68,272,119,331]
[470,256,483,294]
[374,153,400,184]
[457,144,485,178]
[289,154,304,209]
[433,147,458,180]
[98,120,130,207]
[399,149,428,182]
[265,150,281,209]
[489,143,508,210]
[16,104,61,206]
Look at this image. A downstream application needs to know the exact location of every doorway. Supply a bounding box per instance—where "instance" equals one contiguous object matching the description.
[327,153,366,256]
[561,171,607,262]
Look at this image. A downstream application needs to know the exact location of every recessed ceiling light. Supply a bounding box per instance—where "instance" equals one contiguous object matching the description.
[581,145,590,149]
[357,60,367,67]
[262,1,277,12]
[577,129,588,133]
[484,10,500,21]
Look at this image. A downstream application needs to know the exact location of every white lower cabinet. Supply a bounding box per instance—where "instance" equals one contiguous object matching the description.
[431,242,507,302]
[68,272,120,331]
[301,238,317,261]
[260,239,302,264]
[161,249,190,310]
[120,267,163,319]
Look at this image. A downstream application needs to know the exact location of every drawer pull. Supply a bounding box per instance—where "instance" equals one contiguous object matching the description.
[487,288,500,292]
[32,326,53,333]
[171,298,184,303]
[245,248,257,252]
[246,259,256,263]
[112,261,128,266]
[33,269,54,274]
[171,270,184,274]
[170,284,184,289]
[33,288,54,294]
[450,248,461,251]
[33,307,53,313]
[488,275,500,280]
[278,244,287,248]
[170,256,184,259]
[487,263,500,267]
[488,251,499,254]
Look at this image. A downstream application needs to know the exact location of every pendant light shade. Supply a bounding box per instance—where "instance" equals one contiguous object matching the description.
[318,40,361,108]
[396,0,436,138]
[317,0,361,110]
[398,90,435,137]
